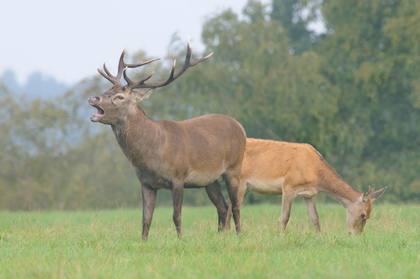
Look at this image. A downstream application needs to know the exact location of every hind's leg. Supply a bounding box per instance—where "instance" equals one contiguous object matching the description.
[304,196,321,233]
[281,187,297,233]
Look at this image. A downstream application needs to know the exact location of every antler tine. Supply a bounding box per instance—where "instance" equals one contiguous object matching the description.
[96,50,126,87]
[98,64,121,86]
[166,60,177,82]
[191,51,214,66]
[123,68,156,89]
[127,40,213,90]
[125,58,160,68]
[98,49,160,87]
[116,49,127,80]
[119,49,161,70]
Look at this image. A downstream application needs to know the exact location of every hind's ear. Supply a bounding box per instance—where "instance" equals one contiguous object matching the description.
[371,186,388,201]
[361,185,375,202]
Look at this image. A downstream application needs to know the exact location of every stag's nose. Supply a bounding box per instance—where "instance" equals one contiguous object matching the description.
[88,96,100,104]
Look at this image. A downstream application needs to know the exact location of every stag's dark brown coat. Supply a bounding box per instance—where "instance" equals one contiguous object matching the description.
[89,42,246,240]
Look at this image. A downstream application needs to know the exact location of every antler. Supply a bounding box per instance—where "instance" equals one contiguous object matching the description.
[123,40,213,90]
[98,51,160,87]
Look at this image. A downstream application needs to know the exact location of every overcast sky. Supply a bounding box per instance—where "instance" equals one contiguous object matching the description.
[1,0,253,85]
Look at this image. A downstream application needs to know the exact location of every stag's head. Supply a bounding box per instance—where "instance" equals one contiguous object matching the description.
[89,40,213,125]
[346,185,387,234]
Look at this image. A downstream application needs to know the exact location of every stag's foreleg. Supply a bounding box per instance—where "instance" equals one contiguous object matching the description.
[171,181,184,237]
[141,184,157,241]
[304,196,321,233]
[205,181,229,231]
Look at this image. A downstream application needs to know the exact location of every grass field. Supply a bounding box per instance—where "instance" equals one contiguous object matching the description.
[0,203,418,278]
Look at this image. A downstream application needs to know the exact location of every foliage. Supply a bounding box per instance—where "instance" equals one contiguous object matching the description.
[271,0,320,54]
[319,0,420,198]
[0,204,418,278]
[0,0,419,210]
[198,1,340,150]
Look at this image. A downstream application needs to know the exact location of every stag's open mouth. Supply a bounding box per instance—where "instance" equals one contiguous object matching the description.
[88,96,105,122]
[90,105,105,122]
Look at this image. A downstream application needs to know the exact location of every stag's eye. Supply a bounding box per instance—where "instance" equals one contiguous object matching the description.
[361,213,366,219]
[114,94,124,101]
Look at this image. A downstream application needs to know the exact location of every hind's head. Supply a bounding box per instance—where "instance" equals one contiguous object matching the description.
[346,185,387,234]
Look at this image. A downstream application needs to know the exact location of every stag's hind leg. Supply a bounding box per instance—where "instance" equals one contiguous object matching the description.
[205,181,228,231]
[226,179,248,230]
[223,169,242,234]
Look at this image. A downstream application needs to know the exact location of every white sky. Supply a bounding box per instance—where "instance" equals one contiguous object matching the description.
[0,0,251,84]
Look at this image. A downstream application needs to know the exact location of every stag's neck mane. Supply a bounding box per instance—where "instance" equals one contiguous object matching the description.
[317,156,361,208]
[111,106,164,168]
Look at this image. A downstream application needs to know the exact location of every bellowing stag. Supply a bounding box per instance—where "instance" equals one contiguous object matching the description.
[89,41,246,240]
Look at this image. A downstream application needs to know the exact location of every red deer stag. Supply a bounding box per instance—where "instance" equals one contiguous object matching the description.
[89,41,246,240]
[227,138,387,234]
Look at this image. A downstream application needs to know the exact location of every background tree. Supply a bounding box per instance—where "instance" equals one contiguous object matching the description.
[320,0,420,201]
[198,0,338,148]
[270,0,318,54]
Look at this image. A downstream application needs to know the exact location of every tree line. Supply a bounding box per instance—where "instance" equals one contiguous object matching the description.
[1,0,419,210]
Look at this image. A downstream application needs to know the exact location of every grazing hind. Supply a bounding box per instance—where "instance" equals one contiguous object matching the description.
[227,138,387,234]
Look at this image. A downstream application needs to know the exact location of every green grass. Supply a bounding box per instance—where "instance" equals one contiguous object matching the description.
[0,203,418,279]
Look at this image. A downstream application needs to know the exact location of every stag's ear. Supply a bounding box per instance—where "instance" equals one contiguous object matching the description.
[371,186,387,201]
[360,185,375,202]
[135,89,155,102]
